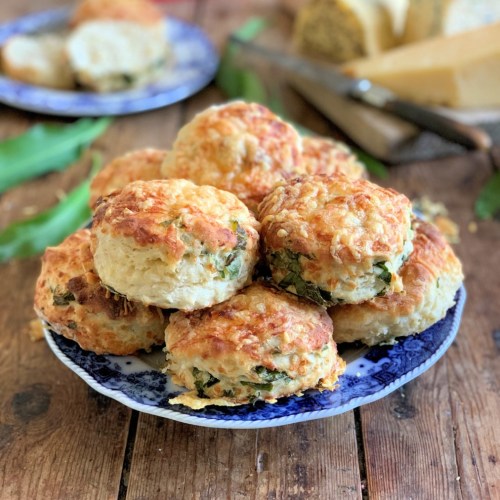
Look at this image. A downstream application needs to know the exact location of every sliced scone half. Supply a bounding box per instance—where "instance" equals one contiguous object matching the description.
[66,20,168,92]
[1,33,74,89]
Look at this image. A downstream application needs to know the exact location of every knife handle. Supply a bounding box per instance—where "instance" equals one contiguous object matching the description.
[350,79,492,151]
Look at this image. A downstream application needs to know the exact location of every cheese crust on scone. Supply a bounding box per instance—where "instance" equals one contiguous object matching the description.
[167,282,345,409]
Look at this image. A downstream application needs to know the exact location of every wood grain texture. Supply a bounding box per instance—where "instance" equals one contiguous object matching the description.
[1,0,500,499]
[126,414,361,500]
[362,151,500,499]
[0,255,132,500]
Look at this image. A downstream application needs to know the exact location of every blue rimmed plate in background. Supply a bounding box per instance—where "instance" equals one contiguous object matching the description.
[0,8,219,116]
[44,286,466,429]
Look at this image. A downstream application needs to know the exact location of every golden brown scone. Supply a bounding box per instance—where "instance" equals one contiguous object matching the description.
[258,175,414,306]
[70,0,164,29]
[1,33,74,89]
[161,101,303,212]
[298,136,366,180]
[89,148,167,208]
[91,179,260,310]
[328,220,464,345]
[166,282,346,409]
[34,229,167,355]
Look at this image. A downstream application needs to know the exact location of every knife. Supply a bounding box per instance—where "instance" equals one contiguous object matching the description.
[229,34,492,151]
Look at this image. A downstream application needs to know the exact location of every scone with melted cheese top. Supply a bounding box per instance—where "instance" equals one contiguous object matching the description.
[70,0,165,36]
[258,175,414,306]
[298,136,366,180]
[166,282,345,409]
[161,101,303,212]
[329,220,464,345]
[91,179,260,310]
[89,148,167,208]
[34,229,167,355]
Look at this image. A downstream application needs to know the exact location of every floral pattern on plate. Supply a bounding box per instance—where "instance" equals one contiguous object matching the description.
[44,286,466,429]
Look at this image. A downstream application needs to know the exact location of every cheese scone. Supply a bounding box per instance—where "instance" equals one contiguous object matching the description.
[1,33,74,89]
[166,283,346,409]
[298,136,366,180]
[34,229,167,355]
[66,20,168,92]
[70,0,165,38]
[89,148,168,208]
[258,175,414,306]
[161,101,303,212]
[91,179,260,310]
[329,220,464,345]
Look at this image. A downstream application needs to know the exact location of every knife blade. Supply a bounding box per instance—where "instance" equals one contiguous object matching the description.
[229,34,492,151]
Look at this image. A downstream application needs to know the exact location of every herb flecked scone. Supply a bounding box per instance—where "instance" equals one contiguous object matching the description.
[1,33,75,90]
[70,0,165,35]
[298,136,366,180]
[258,175,414,306]
[328,220,464,345]
[66,19,168,92]
[34,229,167,355]
[160,101,303,212]
[91,179,260,310]
[89,148,168,208]
[166,282,346,409]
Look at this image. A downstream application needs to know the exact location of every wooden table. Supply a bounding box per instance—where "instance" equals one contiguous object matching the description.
[1,1,499,498]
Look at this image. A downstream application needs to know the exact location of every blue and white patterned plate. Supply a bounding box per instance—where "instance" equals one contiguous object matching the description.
[44,286,466,429]
[0,8,218,116]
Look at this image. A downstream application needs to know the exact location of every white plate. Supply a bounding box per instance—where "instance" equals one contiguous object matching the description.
[0,8,219,116]
[44,286,466,429]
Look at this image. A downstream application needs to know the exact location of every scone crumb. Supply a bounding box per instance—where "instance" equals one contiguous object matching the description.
[412,196,459,244]
[28,318,45,342]
[467,221,478,234]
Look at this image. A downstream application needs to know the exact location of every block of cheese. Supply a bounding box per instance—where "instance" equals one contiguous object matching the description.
[293,0,398,63]
[403,0,500,44]
[343,22,500,108]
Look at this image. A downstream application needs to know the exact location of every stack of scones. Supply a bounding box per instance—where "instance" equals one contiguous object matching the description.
[34,101,464,410]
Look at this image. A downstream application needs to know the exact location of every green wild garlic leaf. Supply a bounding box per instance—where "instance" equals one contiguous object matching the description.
[0,152,102,262]
[0,117,111,194]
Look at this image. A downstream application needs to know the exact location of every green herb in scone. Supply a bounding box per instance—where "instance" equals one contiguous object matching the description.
[240,381,273,392]
[269,249,336,306]
[254,366,291,383]
[52,290,75,306]
[193,368,219,398]
[374,261,392,285]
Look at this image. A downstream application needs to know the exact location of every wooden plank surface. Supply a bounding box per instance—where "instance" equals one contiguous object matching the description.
[361,152,500,499]
[0,0,134,498]
[1,0,500,499]
[126,414,362,499]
